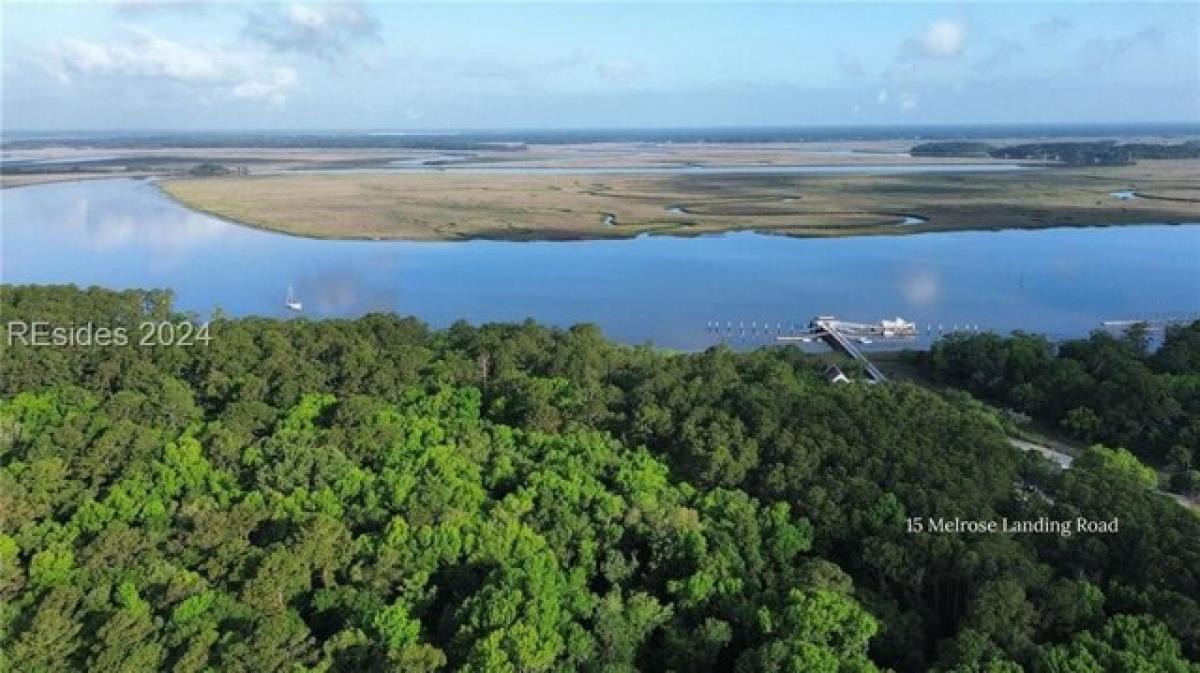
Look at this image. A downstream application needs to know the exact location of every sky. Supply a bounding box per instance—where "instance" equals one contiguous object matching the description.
[2,1,1198,130]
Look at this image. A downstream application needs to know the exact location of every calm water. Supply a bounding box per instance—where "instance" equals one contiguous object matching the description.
[2,178,1197,350]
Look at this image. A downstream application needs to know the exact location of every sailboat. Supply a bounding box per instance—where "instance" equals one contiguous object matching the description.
[284,286,303,311]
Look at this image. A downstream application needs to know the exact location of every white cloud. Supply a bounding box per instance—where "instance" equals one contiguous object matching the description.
[45,28,299,107]
[244,1,380,62]
[876,88,889,104]
[899,92,918,111]
[57,30,223,82]
[903,19,967,60]
[232,68,299,106]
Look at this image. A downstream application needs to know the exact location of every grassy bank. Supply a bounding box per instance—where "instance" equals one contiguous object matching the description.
[158,160,1200,241]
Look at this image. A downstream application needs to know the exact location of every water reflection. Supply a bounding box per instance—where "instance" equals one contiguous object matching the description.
[897,267,941,308]
[31,179,228,262]
[2,178,1198,350]
[299,266,402,315]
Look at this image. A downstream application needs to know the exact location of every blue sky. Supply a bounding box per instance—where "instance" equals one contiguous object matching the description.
[3,1,1197,130]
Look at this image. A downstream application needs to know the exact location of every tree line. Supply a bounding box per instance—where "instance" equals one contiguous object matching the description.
[920,325,1200,495]
[911,140,1200,166]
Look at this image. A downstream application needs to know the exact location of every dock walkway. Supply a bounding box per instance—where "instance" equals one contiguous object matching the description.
[818,324,888,383]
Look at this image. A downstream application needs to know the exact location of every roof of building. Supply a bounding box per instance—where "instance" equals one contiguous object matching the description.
[824,364,850,383]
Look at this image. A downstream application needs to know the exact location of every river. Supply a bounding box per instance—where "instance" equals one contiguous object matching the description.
[2,178,1197,350]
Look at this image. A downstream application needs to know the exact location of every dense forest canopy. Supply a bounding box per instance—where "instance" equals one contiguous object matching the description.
[921,326,1200,494]
[2,286,1198,672]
